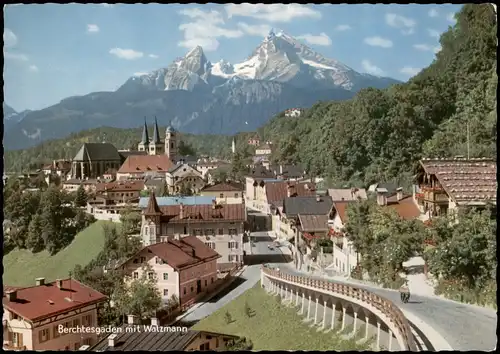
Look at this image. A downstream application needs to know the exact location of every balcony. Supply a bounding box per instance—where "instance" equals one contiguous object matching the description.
[3,344,27,351]
[420,186,449,204]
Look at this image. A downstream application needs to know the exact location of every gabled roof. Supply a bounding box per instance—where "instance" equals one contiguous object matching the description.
[298,214,329,232]
[121,237,220,271]
[385,195,421,220]
[167,163,201,176]
[73,143,122,162]
[419,158,497,205]
[328,188,368,202]
[119,150,148,161]
[332,201,350,223]
[95,180,145,193]
[157,203,246,223]
[265,181,315,205]
[139,196,215,208]
[246,166,275,179]
[3,279,106,322]
[118,155,175,174]
[90,326,238,351]
[283,196,334,217]
[201,182,244,192]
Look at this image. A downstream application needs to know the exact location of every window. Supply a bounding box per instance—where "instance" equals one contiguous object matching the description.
[228,255,239,262]
[53,325,60,338]
[133,258,139,264]
[140,257,146,263]
[39,328,50,343]
[211,277,214,284]
[193,228,202,236]
[133,272,139,279]
[163,273,169,280]
[205,279,207,287]
[216,338,220,348]
[144,227,149,236]
[205,228,214,236]
[82,315,92,327]
[148,272,154,280]
[191,286,194,293]
[218,228,224,235]
[164,289,169,296]
[83,338,92,346]
[199,343,210,351]
[205,242,215,250]
[228,241,238,249]
[12,333,23,347]
[219,193,224,198]
[228,228,237,235]
[183,287,186,295]
[234,193,239,198]
[156,257,162,264]
[73,319,80,328]
[74,342,80,350]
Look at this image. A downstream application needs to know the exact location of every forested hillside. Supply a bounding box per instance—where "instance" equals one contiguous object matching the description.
[261,4,497,186]
[3,127,255,172]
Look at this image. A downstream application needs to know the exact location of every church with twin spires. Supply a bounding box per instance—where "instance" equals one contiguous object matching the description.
[138,117,178,162]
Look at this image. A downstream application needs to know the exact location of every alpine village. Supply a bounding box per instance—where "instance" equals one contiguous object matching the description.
[2,4,497,352]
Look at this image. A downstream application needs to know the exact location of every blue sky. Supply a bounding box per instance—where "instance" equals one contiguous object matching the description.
[4,3,462,112]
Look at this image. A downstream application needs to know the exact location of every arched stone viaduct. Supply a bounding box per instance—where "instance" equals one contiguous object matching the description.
[261,266,418,351]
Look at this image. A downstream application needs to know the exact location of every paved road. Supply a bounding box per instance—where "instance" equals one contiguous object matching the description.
[180,231,284,323]
[271,263,497,351]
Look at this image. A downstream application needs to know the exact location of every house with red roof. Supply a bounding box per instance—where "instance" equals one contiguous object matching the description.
[117,236,220,306]
[3,278,106,351]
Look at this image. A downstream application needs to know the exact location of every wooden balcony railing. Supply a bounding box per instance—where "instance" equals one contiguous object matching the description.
[261,266,418,352]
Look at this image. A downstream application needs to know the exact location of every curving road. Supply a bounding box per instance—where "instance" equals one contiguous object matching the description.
[269,252,497,351]
[181,228,496,351]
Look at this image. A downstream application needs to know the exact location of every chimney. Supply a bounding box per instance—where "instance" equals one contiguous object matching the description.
[127,315,137,325]
[396,187,403,201]
[56,279,63,289]
[35,277,45,286]
[6,290,17,302]
[151,317,159,326]
[179,203,184,219]
[376,188,387,206]
[108,333,118,347]
[316,195,321,202]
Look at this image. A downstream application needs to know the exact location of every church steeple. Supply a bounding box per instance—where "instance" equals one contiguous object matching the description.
[141,117,149,144]
[152,116,161,144]
[144,191,162,216]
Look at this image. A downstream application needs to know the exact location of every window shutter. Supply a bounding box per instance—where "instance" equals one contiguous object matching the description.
[38,330,43,343]
[234,242,238,249]
[19,333,24,348]
[227,242,230,248]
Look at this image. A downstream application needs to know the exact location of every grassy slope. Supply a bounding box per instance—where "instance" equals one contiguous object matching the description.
[192,283,369,351]
[3,221,114,287]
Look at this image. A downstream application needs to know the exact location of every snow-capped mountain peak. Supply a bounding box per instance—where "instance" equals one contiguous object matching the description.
[120,33,397,94]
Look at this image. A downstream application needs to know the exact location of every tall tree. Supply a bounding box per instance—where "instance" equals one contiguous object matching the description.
[26,213,45,252]
[75,184,88,207]
[114,265,163,321]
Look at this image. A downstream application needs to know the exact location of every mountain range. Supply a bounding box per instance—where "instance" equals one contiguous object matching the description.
[4,30,400,151]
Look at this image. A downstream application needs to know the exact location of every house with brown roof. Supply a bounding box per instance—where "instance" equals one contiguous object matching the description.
[118,237,220,307]
[166,163,205,195]
[116,155,175,180]
[257,180,315,217]
[328,188,368,202]
[3,278,106,351]
[94,180,145,204]
[90,323,239,351]
[247,135,260,146]
[140,193,246,271]
[414,157,497,220]
[41,160,72,179]
[62,178,100,193]
[200,182,244,204]
[196,159,230,179]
